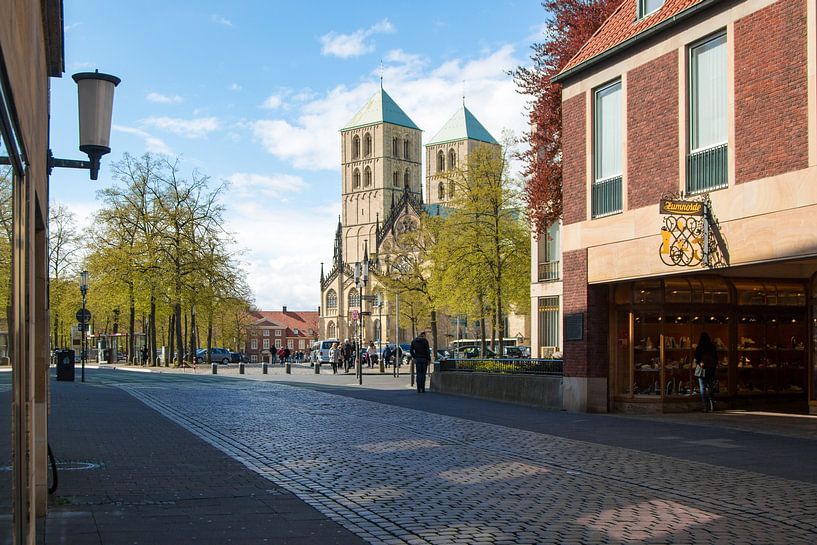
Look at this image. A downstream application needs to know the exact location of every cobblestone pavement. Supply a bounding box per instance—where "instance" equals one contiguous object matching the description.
[113,374,817,545]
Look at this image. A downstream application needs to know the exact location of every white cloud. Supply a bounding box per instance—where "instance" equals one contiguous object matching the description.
[251,44,527,173]
[142,116,219,138]
[229,83,242,92]
[211,14,233,27]
[227,172,307,199]
[320,18,395,59]
[262,95,283,109]
[225,201,340,310]
[146,92,183,104]
[113,125,172,155]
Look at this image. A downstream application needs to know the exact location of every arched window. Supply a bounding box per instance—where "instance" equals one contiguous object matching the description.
[448,149,456,170]
[404,169,410,189]
[327,321,336,339]
[393,170,400,187]
[352,135,360,159]
[448,180,455,198]
[348,289,360,308]
[437,150,445,172]
[364,166,372,187]
[326,289,337,310]
[352,168,361,189]
[364,133,372,156]
[438,181,445,200]
[403,138,409,159]
[373,319,381,341]
[392,137,398,156]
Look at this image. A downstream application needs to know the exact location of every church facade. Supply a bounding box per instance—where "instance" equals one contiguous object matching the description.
[318,87,529,349]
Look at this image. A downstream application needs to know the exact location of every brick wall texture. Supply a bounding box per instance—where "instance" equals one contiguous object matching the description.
[627,51,679,208]
[563,249,609,378]
[735,0,808,184]
[562,93,586,225]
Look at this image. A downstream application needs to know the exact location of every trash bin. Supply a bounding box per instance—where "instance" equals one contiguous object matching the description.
[55,349,75,381]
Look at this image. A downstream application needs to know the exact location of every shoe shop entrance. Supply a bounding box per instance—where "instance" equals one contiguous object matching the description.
[609,273,815,413]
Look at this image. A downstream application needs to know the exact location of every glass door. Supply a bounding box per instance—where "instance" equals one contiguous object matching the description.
[633,312,661,396]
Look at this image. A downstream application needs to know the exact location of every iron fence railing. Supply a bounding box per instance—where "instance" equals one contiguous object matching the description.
[537,261,560,282]
[592,175,623,218]
[687,143,727,194]
[438,358,563,376]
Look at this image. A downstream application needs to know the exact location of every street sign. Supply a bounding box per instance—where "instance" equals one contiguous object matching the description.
[360,311,372,316]
[361,295,377,302]
[76,308,91,323]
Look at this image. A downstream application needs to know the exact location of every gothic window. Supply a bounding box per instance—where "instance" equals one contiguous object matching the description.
[373,319,381,341]
[438,181,445,200]
[327,321,336,338]
[403,138,409,159]
[353,168,361,189]
[327,289,338,310]
[393,170,400,187]
[392,137,398,156]
[352,135,360,159]
[437,150,445,172]
[348,288,360,308]
[448,149,456,169]
[448,180,455,198]
[404,169,410,189]
[364,166,372,187]
[364,132,372,156]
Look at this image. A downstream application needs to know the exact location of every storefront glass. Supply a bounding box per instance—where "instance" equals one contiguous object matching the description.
[614,277,808,407]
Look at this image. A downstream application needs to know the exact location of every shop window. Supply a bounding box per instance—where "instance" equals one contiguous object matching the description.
[811,276,817,401]
[632,313,661,395]
[633,280,662,304]
[737,314,806,395]
[692,277,731,304]
[537,296,560,357]
[614,284,631,305]
[665,278,692,304]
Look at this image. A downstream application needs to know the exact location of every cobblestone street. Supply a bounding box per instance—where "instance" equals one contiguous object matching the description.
[102,370,817,545]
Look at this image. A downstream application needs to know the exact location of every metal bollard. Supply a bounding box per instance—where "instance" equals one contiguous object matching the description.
[379,357,385,374]
[211,362,218,375]
[262,362,268,374]
[286,362,291,374]
[239,362,245,374]
[315,362,321,374]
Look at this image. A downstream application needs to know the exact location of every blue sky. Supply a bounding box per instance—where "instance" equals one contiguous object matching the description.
[50,1,548,311]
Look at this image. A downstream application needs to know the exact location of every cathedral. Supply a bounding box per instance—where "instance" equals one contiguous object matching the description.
[318,85,526,348]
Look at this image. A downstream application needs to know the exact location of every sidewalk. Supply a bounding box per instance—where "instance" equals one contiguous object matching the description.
[0,374,367,545]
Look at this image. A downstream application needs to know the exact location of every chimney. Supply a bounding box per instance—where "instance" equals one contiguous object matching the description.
[283,305,287,313]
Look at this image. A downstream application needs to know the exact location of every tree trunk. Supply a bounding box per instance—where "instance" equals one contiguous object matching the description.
[129,289,136,364]
[149,292,157,367]
[168,313,175,367]
[53,314,59,349]
[174,303,183,366]
[430,310,438,359]
[479,315,487,357]
[190,304,199,366]
[207,311,213,366]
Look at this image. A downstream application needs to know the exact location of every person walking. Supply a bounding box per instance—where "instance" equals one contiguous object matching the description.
[383,344,393,368]
[694,332,718,412]
[329,342,340,374]
[342,339,353,373]
[410,331,431,393]
[367,341,377,368]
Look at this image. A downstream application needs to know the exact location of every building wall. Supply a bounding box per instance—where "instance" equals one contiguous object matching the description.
[556,0,815,411]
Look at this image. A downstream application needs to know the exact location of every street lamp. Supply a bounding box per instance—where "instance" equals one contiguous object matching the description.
[376,293,384,373]
[79,270,89,382]
[353,246,369,386]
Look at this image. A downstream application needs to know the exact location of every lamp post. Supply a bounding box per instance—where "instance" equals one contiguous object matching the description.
[353,249,369,386]
[376,293,384,373]
[79,270,89,382]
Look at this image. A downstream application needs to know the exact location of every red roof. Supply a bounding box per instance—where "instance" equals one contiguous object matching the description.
[559,0,706,77]
[253,310,319,337]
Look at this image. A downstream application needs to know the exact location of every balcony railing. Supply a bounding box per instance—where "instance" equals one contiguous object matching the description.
[537,260,560,282]
[687,143,727,194]
[592,175,622,218]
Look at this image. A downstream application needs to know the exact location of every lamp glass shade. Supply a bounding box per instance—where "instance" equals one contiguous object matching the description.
[79,270,89,290]
[73,72,120,152]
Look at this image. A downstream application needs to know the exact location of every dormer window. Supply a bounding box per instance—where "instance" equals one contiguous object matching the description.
[638,0,664,19]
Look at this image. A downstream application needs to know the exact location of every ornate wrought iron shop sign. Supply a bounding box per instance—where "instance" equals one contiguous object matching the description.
[658,193,728,268]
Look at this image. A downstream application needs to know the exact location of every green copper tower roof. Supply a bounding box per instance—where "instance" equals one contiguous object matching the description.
[343,87,420,131]
[426,105,498,146]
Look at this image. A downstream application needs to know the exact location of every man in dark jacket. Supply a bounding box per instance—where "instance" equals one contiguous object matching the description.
[410,331,431,393]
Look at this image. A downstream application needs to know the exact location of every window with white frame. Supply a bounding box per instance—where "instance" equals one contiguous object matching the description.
[299,340,305,349]
[638,0,664,19]
[275,329,282,336]
[537,222,561,282]
[251,339,258,350]
[251,354,258,363]
[262,339,270,349]
[287,339,293,349]
[688,33,728,193]
[275,339,282,348]
[593,80,623,217]
[263,329,270,337]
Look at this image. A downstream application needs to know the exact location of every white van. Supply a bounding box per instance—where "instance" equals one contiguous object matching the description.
[318,339,340,364]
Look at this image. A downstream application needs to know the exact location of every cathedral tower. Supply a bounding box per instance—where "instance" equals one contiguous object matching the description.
[340,87,422,264]
[424,104,498,205]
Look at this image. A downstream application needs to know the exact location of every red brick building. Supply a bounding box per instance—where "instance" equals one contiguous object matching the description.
[553,0,817,413]
[244,307,319,362]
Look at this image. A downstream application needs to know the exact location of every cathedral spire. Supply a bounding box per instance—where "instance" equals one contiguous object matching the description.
[320,262,324,283]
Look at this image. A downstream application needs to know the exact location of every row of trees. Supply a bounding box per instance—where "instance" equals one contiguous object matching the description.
[48,153,254,366]
[375,142,530,356]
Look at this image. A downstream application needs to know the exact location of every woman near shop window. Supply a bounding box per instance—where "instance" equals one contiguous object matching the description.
[694,332,718,412]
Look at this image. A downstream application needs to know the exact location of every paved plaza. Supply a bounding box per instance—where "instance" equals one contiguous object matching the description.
[2,366,817,544]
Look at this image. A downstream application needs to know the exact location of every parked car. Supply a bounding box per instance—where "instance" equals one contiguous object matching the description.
[196,347,232,364]
[504,346,531,358]
[229,351,246,363]
[459,346,496,359]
